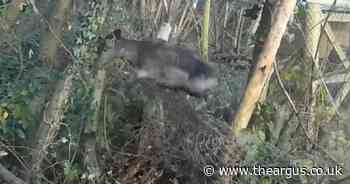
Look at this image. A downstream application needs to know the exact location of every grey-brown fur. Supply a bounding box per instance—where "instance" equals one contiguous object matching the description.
[99,29,217,97]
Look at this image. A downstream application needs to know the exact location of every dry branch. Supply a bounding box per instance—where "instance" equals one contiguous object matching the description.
[234,8,244,55]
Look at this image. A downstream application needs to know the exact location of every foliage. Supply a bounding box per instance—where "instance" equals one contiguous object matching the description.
[62,79,94,146]
[63,160,82,182]
[0,0,9,16]
[0,34,55,140]
[237,133,301,184]
[296,0,307,18]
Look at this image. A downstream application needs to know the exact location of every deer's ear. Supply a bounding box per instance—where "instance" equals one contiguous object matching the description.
[104,29,122,40]
[113,29,122,40]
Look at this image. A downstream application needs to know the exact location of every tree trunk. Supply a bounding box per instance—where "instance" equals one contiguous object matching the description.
[232,0,297,135]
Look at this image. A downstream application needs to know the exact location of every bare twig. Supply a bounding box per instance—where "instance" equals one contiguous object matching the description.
[220,0,230,52]
[295,8,340,117]
[162,0,169,13]
[234,8,244,55]
[15,45,24,81]
[177,1,190,34]
[273,61,299,117]
[0,141,29,172]
[274,59,341,165]
[154,0,163,26]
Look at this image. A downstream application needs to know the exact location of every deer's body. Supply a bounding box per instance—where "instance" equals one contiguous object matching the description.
[99,30,217,96]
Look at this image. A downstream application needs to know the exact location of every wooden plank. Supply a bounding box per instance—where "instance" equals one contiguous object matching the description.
[308,0,350,7]
[308,1,350,114]
[314,73,347,84]
[324,13,350,22]
[324,23,350,110]
[335,74,350,110]
[324,22,350,68]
